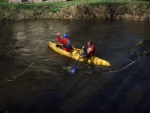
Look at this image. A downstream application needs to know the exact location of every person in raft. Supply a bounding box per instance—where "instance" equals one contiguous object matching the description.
[80,40,95,58]
[56,33,72,52]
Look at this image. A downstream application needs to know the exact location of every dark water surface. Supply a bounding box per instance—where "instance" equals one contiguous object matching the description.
[0,19,150,113]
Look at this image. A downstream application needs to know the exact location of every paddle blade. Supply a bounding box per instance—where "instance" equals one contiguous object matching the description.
[71,66,77,74]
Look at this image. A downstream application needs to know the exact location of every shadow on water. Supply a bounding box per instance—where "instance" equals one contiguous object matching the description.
[0,19,150,113]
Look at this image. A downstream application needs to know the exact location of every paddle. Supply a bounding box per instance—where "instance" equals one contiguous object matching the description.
[71,51,81,74]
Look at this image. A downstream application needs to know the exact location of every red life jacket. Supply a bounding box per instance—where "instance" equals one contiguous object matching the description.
[57,35,72,52]
[87,45,95,57]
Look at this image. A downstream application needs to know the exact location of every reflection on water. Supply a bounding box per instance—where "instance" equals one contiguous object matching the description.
[0,19,150,113]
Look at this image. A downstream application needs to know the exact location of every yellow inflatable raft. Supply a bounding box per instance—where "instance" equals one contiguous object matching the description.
[48,41,110,66]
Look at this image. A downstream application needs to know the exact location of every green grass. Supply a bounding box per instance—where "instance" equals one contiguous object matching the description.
[0,0,149,13]
[0,1,66,13]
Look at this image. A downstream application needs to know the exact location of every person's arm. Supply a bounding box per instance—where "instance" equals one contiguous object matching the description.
[57,33,62,43]
[87,45,95,56]
[87,47,92,55]
[57,33,66,45]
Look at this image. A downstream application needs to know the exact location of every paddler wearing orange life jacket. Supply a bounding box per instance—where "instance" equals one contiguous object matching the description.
[56,33,72,52]
[81,40,95,58]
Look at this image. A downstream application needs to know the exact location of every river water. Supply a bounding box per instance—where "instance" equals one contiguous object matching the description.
[0,19,150,113]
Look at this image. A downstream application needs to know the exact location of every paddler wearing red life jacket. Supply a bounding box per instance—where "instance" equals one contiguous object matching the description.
[56,33,72,52]
[81,40,95,57]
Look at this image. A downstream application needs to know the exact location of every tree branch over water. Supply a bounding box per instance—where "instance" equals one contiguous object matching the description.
[109,57,141,73]
[5,63,34,82]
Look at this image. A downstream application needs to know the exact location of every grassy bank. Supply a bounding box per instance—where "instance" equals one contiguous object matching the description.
[0,0,150,21]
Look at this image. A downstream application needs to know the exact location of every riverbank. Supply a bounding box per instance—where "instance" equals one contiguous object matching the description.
[0,1,150,21]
